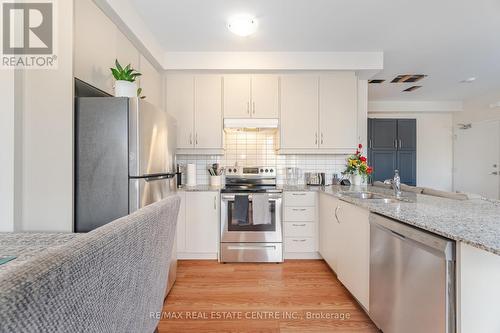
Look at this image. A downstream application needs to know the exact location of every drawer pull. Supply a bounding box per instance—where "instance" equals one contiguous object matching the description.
[291,193,306,196]
[292,239,307,242]
[292,224,306,227]
[292,208,307,211]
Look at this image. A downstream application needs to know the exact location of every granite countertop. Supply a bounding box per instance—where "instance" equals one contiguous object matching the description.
[317,185,500,256]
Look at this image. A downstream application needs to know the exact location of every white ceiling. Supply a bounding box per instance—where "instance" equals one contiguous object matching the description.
[127,0,500,102]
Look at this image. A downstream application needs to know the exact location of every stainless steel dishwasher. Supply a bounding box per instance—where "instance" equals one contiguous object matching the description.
[369,213,455,333]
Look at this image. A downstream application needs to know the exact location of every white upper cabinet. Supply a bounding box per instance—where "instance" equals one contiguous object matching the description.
[280,75,320,149]
[194,75,222,149]
[223,75,251,118]
[166,74,223,152]
[251,75,279,118]
[319,73,358,150]
[223,75,279,118]
[166,75,194,149]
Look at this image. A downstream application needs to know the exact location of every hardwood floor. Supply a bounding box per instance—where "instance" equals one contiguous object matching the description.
[159,260,378,332]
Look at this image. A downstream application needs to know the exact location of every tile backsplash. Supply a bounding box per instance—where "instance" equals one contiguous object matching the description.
[176,130,348,185]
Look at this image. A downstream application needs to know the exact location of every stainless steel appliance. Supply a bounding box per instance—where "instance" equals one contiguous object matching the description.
[369,213,456,333]
[306,172,326,186]
[75,95,178,293]
[220,166,283,263]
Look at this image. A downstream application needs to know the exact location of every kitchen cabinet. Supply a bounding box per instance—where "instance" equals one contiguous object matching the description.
[283,191,319,259]
[319,73,358,150]
[368,118,417,185]
[223,75,279,118]
[280,75,320,150]
[336,201,370,310]
[280,74,358,154]
[176,192,186,252]
[177,191,219,258]
[318,193,341,271]
[166,75,223,153]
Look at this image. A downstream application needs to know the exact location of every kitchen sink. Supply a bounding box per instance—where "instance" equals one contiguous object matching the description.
[339,192,385,199]
[339,192,400,203]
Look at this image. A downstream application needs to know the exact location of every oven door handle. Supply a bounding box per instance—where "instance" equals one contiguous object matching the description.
[226,245,278,250]
[221,195,282,201]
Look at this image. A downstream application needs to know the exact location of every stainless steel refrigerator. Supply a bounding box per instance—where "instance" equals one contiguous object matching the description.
[75,96,178,292]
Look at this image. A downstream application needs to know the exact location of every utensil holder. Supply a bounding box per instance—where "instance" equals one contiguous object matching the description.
[210,175,222,187]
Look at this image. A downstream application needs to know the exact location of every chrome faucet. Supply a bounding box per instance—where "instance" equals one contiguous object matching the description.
[393,170,401,198]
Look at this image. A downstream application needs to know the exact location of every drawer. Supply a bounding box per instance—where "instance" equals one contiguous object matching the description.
[284,192,316,207]
[220,242,283,263]
[284,206,315,222]
[284,222,315,237]
[285,237,316,253]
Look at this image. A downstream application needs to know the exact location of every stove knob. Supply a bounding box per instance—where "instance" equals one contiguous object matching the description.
[270,168,274,173]
[233,168,237,173]
[265,169,269,173]
[260,168,264,173]
[227,169,231,173]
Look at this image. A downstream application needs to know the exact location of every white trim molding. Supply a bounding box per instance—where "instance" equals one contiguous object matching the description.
[369,100,463,113]
[163,52,383,78]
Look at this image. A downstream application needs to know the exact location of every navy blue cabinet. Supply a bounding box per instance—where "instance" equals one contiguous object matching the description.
[368,119,416,186]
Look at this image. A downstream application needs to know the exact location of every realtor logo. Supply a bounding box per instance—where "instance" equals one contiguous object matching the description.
[1,0,57,68]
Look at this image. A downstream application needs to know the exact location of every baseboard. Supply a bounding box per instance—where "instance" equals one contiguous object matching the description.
[284,252,322,259]
[177,252,218,260]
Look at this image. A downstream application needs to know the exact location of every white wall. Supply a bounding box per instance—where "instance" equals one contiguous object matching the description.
[368,112,454,191]
[0,70,15,232]
[14,0,74,231]
[74,0,163,108]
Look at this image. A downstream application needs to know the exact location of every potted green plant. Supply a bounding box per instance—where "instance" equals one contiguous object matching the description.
[110,59,142,97]
[342,144,373,185]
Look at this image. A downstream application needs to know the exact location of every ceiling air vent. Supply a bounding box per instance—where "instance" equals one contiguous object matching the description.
[391,74,427,83]
[403,86,422,92]
[368,79,385,84]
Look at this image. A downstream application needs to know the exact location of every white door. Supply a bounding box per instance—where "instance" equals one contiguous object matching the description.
[251,75,279,118]
[454,120,500,199]
[194,75,223,149]
[166,75,194,148]
[280,75,319,149]
[319,193,340,271]
[319,73,358,150]
[223,75,251,118]
[185,192,219,253]
[336,201,370,310]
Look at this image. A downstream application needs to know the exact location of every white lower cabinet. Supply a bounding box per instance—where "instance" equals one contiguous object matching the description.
[318,193,370,310]
[176,191,219,259]
[283,191,319,259]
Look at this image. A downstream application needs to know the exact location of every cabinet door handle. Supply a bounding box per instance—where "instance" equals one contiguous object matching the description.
[369,139,373,148]
[394,139,397,148]
[292,224,307,227]
[214,196,217,210]
[315,132,318,145]
[321,133,324,145]
[189,133,193,145]
[195,133,198,145]
[247,102,250,114]
[399,139,402,149]
[291,193,306,196]
[252,101,256,114]
[292,239,307,242]
[334,206,341,224]
[292,208,307,211]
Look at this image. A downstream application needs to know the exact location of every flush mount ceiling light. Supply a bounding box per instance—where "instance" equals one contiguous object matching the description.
[227,15,258,37]
[460,77,476,83]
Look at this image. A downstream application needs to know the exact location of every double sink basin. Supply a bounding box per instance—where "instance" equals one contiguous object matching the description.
[338,191,401,204]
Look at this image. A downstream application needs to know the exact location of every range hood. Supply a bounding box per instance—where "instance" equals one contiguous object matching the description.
[224,118,279,129]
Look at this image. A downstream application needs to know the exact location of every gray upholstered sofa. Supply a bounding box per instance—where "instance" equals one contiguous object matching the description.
[0,195,180,333]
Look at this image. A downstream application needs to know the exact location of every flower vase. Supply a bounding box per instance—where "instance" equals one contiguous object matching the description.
[351,173,363,186]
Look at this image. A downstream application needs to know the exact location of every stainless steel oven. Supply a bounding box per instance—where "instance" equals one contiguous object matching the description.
[219,166,283,263]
